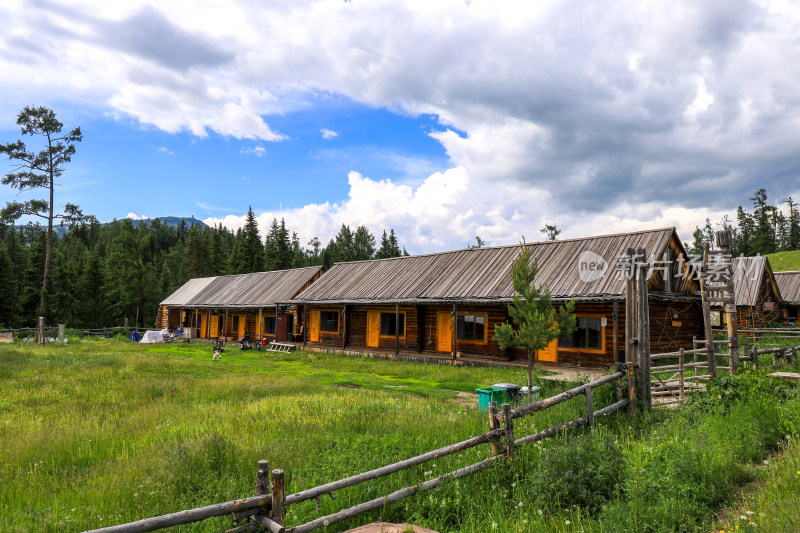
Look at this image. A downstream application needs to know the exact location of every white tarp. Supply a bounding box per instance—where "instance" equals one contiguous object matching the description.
[140,330,165,343]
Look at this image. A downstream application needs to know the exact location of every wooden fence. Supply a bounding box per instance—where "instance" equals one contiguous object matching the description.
[84,370,631,533]
[650,340,800,405]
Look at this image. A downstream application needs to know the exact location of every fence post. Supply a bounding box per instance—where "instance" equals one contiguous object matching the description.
[792,347,797,365]
[502,403,515,460]
[627,362,637,413]
[272,469,285,526]
[585,385,594,426]
[752,345,759,370]
[488,401,502,456]
[257,460,271,497]
[58,324,65,344]
[679,348,684,402]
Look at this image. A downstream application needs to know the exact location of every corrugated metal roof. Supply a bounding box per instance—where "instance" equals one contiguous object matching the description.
[730,257,772,307]
[291,228,684,304]
[775,271,800,304]
[161,276,217,306]
[161,266,323,308]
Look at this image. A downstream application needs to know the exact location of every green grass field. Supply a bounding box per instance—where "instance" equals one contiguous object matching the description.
[766,250,800,272]
[1,339,799,532]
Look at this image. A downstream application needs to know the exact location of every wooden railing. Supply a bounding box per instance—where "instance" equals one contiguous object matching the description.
[83,371,630,533]
[651,342,800,405]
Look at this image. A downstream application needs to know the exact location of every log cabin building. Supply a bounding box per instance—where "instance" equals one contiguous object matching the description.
[774,271,800,324]
[287,228,703,367]
[156,266,324,341]
[711,257,782,330]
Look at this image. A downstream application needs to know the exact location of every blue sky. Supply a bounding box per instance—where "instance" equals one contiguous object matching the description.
[2,0,800,253]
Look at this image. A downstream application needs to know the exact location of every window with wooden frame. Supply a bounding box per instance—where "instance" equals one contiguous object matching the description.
[192,314,202,330]
[320,311,339,333]
[558,317,603,350]
[456,313,486,342]
[263,316,276,335]
[379,312,405,337]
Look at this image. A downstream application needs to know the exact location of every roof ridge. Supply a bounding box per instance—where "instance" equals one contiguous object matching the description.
[327,227,677,268]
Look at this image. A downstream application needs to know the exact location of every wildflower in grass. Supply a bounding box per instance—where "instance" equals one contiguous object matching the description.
[492,522,497,529]
[518,502,523,507]
[537,509,543,515]
[749,522,756,527]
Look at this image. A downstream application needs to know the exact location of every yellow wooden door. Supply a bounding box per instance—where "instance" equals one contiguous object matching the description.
[210,315,219,338]
[238,315,246,338]
[538,338,558,363]
[437,312,453,353]
[310,310,320,342]
[367,310,380,348]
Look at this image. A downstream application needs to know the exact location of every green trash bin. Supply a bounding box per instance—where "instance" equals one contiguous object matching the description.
[476,387,510,411]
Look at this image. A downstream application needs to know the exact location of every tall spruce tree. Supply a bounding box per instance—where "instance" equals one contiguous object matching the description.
[352,225,376,260]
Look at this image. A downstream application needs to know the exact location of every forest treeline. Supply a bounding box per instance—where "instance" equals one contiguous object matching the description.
[0,207,406,329]
[688,188,800,257]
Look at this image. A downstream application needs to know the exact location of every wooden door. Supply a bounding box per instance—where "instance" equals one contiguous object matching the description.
[310,310,320,342]
[366,310,380,348]
[238,315,247,338]
[276,315,288,342]
[437,311,453,353]
[538,338,558,363]
[210,315,219,338]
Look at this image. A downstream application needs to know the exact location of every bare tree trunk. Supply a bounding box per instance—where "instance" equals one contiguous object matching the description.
[527,349,534,403]
[40,133,55,317]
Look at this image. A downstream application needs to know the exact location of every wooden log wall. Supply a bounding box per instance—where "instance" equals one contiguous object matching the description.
[648,300,704,354]
[305,298,704,368]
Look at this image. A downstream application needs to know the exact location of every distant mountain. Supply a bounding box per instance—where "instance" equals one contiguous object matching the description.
[13,216,208,238]
[127,216,208,229]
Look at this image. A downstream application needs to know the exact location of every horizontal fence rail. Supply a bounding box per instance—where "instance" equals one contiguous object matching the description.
[84,370,630,533]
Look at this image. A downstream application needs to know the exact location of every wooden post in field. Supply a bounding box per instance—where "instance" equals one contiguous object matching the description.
[272,469,285,526]
[752,345,759,370]
[502,403,515,460]
[257,460,270,496]
[701,243,717,379]
[636,250,651,410]
[679,348,684,401]
[627,361,636,413]
[37,316,45,345]
[717,230,739,375]
[585,385,594,426]
[488,401,502,456]
[58,324,65,343]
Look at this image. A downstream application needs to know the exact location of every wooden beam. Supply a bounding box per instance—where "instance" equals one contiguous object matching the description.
[395,303,400,356]
[452,303,457,359]
[342,304,347,349]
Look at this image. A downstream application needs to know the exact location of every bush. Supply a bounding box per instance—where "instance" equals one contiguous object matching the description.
[528,431,624,516]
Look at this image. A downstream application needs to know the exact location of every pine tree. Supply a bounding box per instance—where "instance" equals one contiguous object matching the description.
[79,250,106,328]
[0,243,20,327]
[185,224,212,279]
[785,197,800,251]
[238,207,265,273]
[493,241,576,401]
[750,189,774,254]
[1,106,85,316]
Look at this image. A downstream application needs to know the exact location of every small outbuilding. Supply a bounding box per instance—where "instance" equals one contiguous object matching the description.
[774,270,800,324]
[711,257,782,330]
[157,266,324,341]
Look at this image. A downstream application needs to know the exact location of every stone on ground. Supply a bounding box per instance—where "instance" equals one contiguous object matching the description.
[344,522,439,533]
